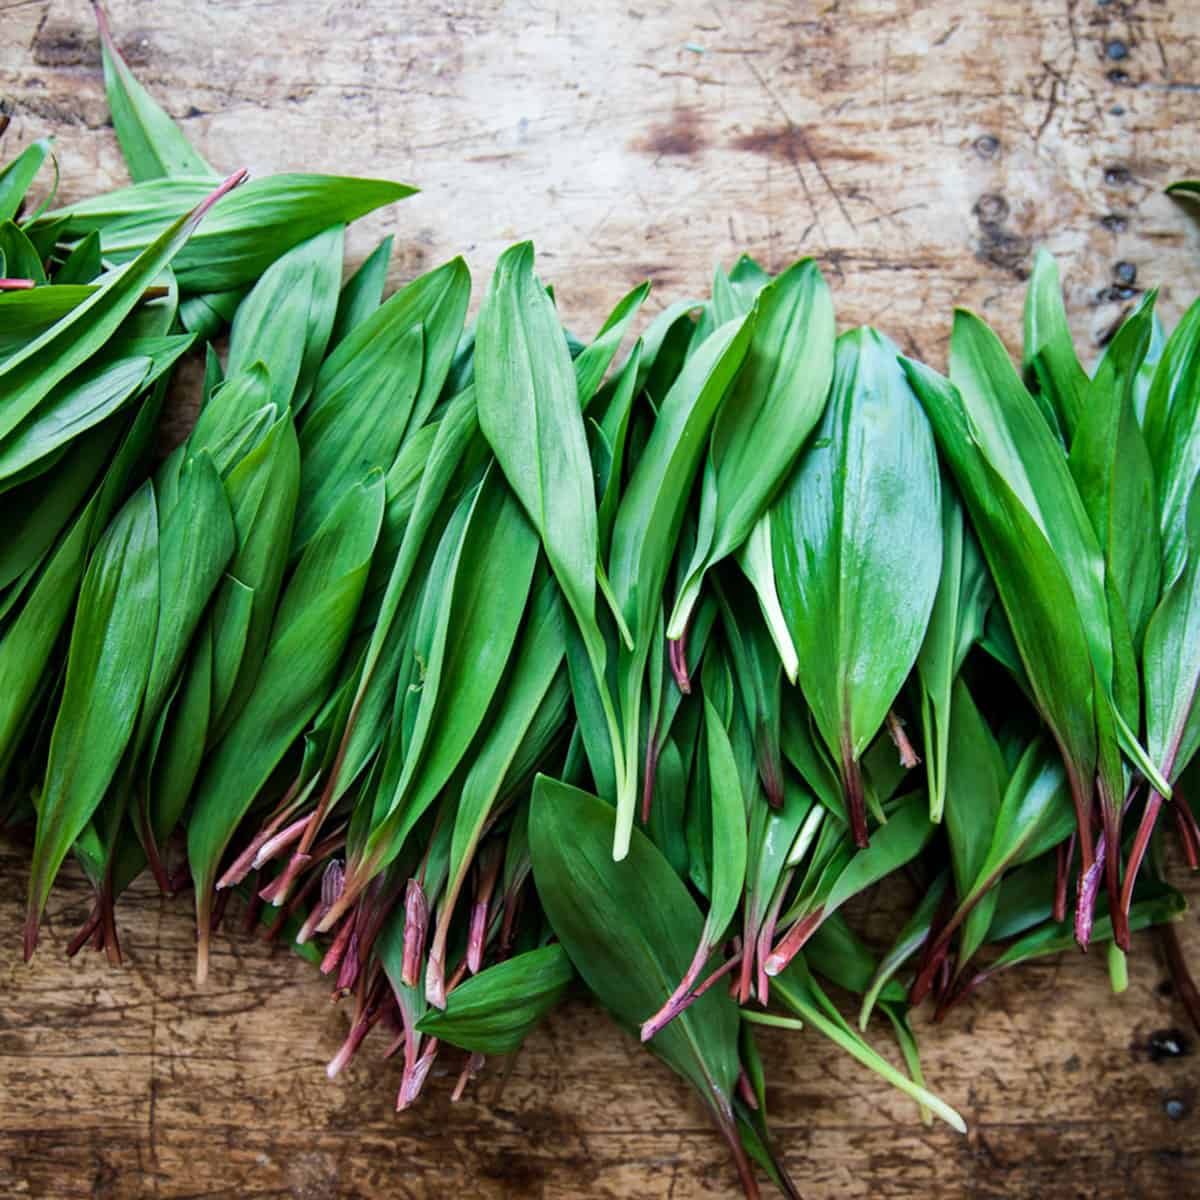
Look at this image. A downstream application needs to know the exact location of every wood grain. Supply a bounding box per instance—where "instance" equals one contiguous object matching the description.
[2,0,1200,1196]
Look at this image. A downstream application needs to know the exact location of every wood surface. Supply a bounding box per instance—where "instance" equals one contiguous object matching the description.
[2,0,1200,1195]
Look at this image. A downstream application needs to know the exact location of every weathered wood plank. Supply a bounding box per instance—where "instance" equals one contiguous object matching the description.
[2,0,1200,1195]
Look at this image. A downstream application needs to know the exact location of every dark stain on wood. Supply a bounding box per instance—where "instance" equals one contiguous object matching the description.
[732,124,878,163]
[31,25,100,69]
[634,107,707,157]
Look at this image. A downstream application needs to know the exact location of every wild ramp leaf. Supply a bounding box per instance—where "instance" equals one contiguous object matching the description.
[25,481,160,959]
[916,486,993,823]
[642,698,748,1040]
[205,409,301,737]
[188,472,385,980]
[0,170,246,442]
[329,235,394,348]
[45,173,414,294]
[426,573,567,1007]
[294,255,471,553]
[772,327,942,849]
[668,258,836,650]
[294,322,424,555]
[0,390,162,775]
[902,360,1102,871]
[0,137,52,223]
[608,314,755,858]
[1022,249,1088,440]
[320,463,540,927]
[475,243,627,836]
[1142,295,1200,586]
[529,778,756,1189]
[417,944,573,1055]
[1069,292,1160,650]
[93,1,216,182]
[0,336,194,484]
[764,792,935,976]
[225,225,345,413]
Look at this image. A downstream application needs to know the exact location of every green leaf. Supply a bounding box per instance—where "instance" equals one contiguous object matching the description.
[93,2,215,182]
[207,410,300,734]
[426,573,567,1005]
[25,481,159,954]
[417,945,573,1054]
[916,487,993,821]
[46,173,413,294]
[1143,296,1200,587]
[574,281,650,411]
[0,220,47,283]
[347,465,540,895]
[769,956,964,1131]
[669,259,835,640]
[530,776,742,1120]
[136,452,235,754]
[0,336,192,481]
[294,323,424,554]
[330,235,393,348]
[1143,481,1200,784]
[0,138,52,223]
[1,172,243,441]
[773,328,941,845]
[189,473,384,975]
[1069,292,1160,648]
[859,871,948,1028]
[609,314,755,857]
[476,243,611,694]
[1023,249,1088,440]
[225,225,345,412]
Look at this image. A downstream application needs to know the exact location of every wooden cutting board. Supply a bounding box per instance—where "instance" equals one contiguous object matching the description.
[2,1,1200,1195]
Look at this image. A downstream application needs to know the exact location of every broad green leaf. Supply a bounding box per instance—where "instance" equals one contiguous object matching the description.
[916,487,993,821]
[1144,482,1200,784]
[942,680,1006,903]
[417,945,573,1054]
[226,225,345,412]
[347,465,540,897]
[772,328,941,846]
[0,220,46,282]
[1143,296,1200,586]
[1023,249,1088,439]
[189,473,384,974]
[0,392,160,770]
[94,2,216,182]
[1,172,243,440]
[0,138,52,222]
[609,314,755,857]
[476,243,611,706]
[26,482,159,953]
[669,259,835,640]
[574,281,650,411]
[330,235,393,348]
[135,452,235,754]
[0,336,191,481]
[207,410,301,735]
[426,574,567,1005]
[294,323,424,554]
[1069,293,1160,648]
[530,777,742,1122]
[45,173,413,293]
